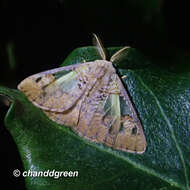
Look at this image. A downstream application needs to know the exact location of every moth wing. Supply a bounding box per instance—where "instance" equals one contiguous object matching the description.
[18,63,88,112]
[74,90,120,145]
[73,70,119,143]
[74,72,146,154]
[114,75,147,154]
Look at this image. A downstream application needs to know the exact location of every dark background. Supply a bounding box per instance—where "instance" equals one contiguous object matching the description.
[0,0,189,188]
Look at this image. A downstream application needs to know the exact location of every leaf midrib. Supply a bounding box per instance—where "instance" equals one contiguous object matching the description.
[134,73,189,190]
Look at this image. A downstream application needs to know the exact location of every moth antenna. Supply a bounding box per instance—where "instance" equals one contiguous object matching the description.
[121,75,127,79]
[110,46,130,63]
[92,33,106,60]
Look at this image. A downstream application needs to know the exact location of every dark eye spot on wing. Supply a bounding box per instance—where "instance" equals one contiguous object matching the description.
[131,126,137,135]
[42,91,47,96]
[78,83,82,89]
[119,123,124,132]
[35,77,42,83]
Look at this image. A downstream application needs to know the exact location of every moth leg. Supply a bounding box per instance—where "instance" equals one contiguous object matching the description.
[121,75,127,79]
[82,58,86,63]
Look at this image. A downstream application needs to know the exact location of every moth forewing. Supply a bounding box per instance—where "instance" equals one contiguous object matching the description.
[18,62,91,112]
[114,75,147,153]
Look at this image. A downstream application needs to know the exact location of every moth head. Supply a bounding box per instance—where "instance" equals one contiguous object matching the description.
[93,60,116,75]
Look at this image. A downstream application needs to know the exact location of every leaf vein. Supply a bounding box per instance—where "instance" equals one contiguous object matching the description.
[138,76,189,190]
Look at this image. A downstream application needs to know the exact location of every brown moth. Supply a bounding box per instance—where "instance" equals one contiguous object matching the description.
[18,34,146,154]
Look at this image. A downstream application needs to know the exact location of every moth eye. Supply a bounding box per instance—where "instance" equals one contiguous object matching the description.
[35,77,42,83]
[131,126,137,135]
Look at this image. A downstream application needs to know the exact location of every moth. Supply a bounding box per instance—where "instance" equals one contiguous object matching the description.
[18,34,146,154]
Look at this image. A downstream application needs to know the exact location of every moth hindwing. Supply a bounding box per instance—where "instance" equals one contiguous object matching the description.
[18,34,146,154]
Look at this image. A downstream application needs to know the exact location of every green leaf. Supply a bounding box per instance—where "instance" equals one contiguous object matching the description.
[0,47,190,190]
